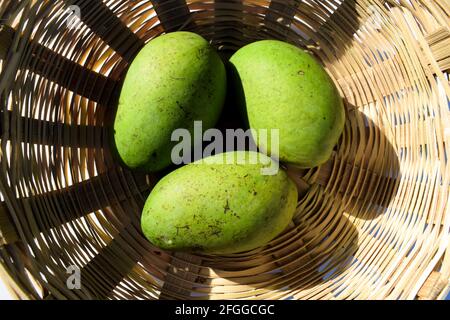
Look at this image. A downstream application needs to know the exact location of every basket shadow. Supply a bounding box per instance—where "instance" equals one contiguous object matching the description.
[303,0,362,61]
[322,105,401,220]
[214,61,249,136]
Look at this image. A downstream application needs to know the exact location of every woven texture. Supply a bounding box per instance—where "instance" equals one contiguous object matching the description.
[0,0,449,300]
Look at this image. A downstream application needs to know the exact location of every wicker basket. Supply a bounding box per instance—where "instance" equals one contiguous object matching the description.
[0,0,449,300]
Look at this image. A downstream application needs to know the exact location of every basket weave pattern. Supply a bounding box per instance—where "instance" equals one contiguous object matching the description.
[0,0,449,300]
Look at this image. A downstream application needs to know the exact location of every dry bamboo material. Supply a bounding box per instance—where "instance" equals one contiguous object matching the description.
[0,0,449,300]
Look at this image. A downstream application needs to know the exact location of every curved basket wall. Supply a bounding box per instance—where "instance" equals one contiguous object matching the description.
[0,0,449,300]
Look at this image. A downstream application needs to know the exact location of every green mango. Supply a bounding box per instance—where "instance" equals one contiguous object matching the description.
[141,151,298,254]
[229,40,345,168]
[114,32,226,172]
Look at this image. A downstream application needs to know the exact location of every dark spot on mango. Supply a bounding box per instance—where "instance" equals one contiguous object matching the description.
[224,200,230,213]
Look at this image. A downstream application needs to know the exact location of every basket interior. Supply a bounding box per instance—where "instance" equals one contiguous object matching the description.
[0,0,449,300]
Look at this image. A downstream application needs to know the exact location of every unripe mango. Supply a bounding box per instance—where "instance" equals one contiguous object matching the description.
[141,151,298,254]
[114,32,226,172]
[229,40,345,168]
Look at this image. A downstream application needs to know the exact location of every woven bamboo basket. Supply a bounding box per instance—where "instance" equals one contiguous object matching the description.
[0,0,449,300]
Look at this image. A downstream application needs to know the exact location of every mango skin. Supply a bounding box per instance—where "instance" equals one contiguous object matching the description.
[229,40,345,168]
[141,152,298,254]
[114,32,226,172]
